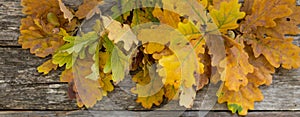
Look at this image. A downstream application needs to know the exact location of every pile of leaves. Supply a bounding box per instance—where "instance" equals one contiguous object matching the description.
[19,0,300,115]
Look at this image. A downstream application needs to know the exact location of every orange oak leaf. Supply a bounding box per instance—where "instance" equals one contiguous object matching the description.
[248,37,300,69]
[197,50,211,90]
[75,0,102,19]
[22,0,60,18]
[132,66,165,108]
[20,0,78,57]
[240,0,294,33]
[219,36,254,91]
[19,16,65,57]
[256,5,300,39]
[60,68,74,82]
[152,8,181,28]
[217,82,264,115]
[240,0,254,15]
[244,45,275,86]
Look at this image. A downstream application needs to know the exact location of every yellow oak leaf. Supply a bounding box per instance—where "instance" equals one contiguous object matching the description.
[158,55,181,88]
[210,0,246,33]
[132,71,151,86]
[217,82,264,115]
[240,0,294,33]
[132,65,164,102]
[198,0,208,8]
[152,8,181,28]
[143,43,165,55]
[152,48,173,60]
[136,89,164,109]
[248,37,300,69]
[177,20,205,74]
[37,59,58,75]
[131,8,153,27]
[99,73,114,96]
[99,52,110,70]
[161,0,208,26]
[158,54,197,108]
[219,36,254,91]
[164,84,179,101]
[177,21,202,41]
[211,0,231,9]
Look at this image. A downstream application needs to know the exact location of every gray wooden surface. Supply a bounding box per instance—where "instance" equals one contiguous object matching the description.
[0,0,300,116]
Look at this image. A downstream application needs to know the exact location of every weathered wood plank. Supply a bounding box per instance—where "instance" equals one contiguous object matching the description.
[0,111,300,117]
[0,0,23,46]
[1,47,300,111]
[0,48,61,83]
[0,0,300,116]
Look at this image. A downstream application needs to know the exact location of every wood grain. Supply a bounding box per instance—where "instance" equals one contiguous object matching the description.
[0,111,300,117]
[0,0,300,116]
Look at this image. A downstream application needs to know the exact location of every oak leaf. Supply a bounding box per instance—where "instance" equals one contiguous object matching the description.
[99,73,114,96]
[212,0,231,9]
[20,0,78,57]
[256,5,300,39]
[72,56,103,108]
[245,46,275,86]
[103,17,139,51]
[60,68,74,82]
[19,16,65,57]
[240,0,294,33]
[152,8,181,28]
[164,84,179,101]
[158,55,181,88]
[37,59,58,75]
[217,82,264,115]
[132,66,165,108]
[58,0,74,22]
[179,87,196,108]
[136,89,164,109]
[111,47,130,83]
[248,37,300,69]
[210,0,245,33]
[143,43,165,55]
[75,0,102,19]
[219,36,254,91]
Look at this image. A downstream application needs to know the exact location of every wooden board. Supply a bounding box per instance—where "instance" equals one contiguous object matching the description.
[0,0,300,116]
